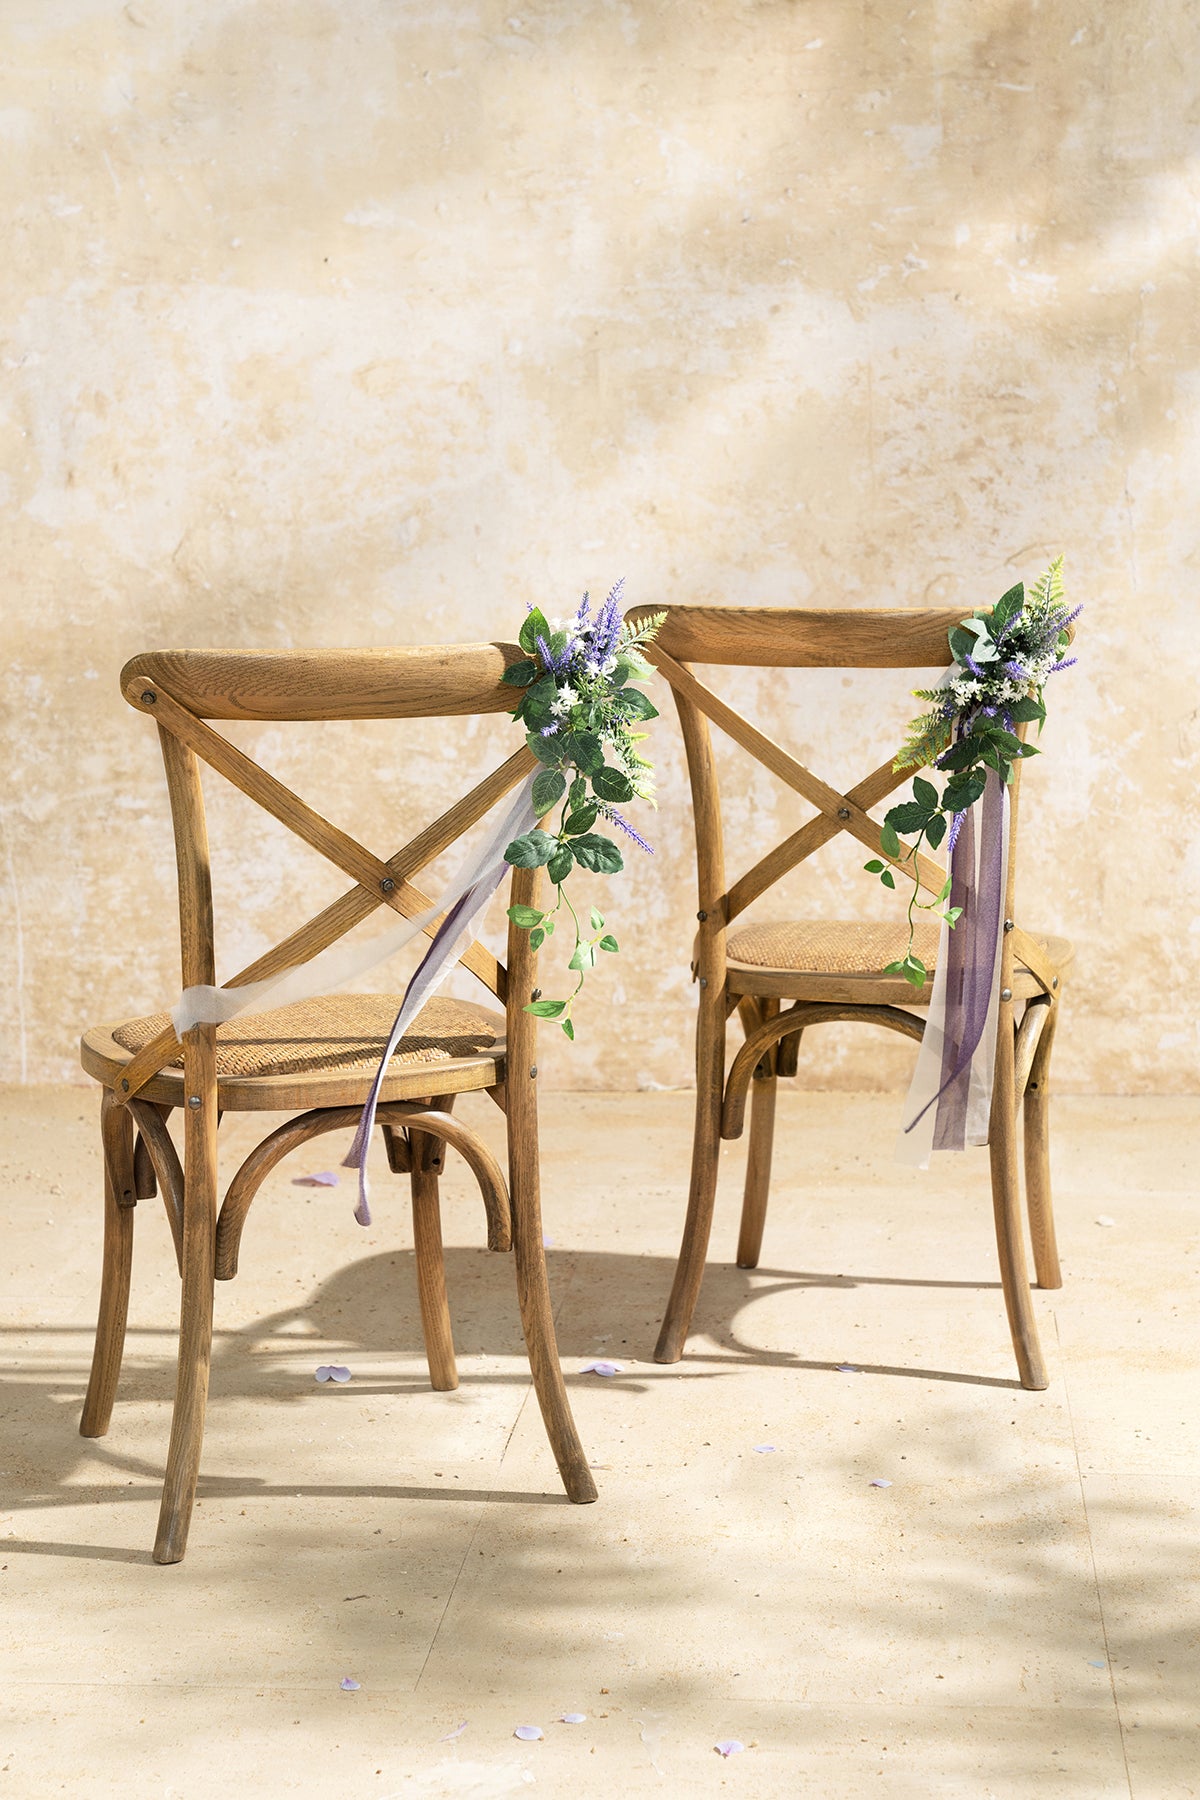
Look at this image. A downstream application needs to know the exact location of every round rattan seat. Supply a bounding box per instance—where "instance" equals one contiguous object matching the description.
[725,918,1073,1003]
[82,993,506,1109]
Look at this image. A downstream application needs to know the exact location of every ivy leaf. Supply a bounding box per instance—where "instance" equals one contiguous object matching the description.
[563,803,599,836]
[937,878,953,903]
[880,823,901,859]
[568,941,599,972]
[570,833,624,874]
[561,1017,575,1040]
[507,904,545,927]
[864,858,885,874]
[911,776,939,812]
[529,927,545,950]
[525,998,566,1018]
[504,830,557,868]
[617,688,659,721]
[547,844,574,884]
[592,765,635,803]
[502,660,539,687]
[885,799,931,835]
[519,607,551,655]
[944,906,963,925]
[599,934,619,953]
[589,907,604,931]
[900,957,929,988]
[558,729,605,773]
[541,918,556,936]
[879,869,896,889]
[925,812,947,850]
[531,769,566,816]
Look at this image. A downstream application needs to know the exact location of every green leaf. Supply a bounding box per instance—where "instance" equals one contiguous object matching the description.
[525,998,566,1018]
[568,777,588,810]
[558,729,604,773]
[568,941,598,972]
[504,830,557,868]
[885,799,931,835]
[943,775,986,812]
[570,833,624,874]
[529,927,545,951]
[519,607,551,655]
[879,869,896,889]
[938,737,982,773]
[948,624,977,663]
[547,845,574,884]
[541,918,555,936]
[901,958,928,988]
[563,803,599,836]
[527,730,567,767]
[531,768,566,817]
[599,934,619,953]
[521,673,560,726]
[944,906,963,925]
[561,1017,575,1041]
[1008,695,1044,723]
[592,765,635,803]
[989,581,1025,633]
[911,775,939,812]
[925,812,947,850]
[863,859,885,875]
[617,688,659,721]
[937,878,952,903]
[507,903,545,927]
[880,823,901,859]
[589,907,605,931]
[502,659,539,687]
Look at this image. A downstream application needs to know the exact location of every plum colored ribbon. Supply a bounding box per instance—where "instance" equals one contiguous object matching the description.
[342,776,536,1226]
[895,769,1010,1168]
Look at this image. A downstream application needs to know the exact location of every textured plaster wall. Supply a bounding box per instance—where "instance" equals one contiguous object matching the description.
[2,0,1197,1092]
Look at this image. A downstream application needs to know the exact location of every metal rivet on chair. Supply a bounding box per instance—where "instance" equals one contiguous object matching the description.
[1000,987,1012,1001]
[699,977,708,988]
[529,1065,537,1078]
[380,877,395,893]
[1052,976,1059,989]
[141,690,157,704]
[1004,918,1014,932]
[187,1094,202,1108]
[120,1078,130,1092]
[696,909,707,921]
[837,806,850,821]
[531,988,542,1003]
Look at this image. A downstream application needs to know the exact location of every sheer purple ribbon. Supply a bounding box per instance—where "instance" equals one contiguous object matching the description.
[342,777,537,1225]
[896,769,1009,1166]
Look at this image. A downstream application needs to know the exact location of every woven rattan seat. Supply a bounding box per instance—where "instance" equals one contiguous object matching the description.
[725,919,1072,996]
[109,994,502,1081]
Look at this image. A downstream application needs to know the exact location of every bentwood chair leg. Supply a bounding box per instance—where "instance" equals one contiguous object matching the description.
[736,1072,778,1269]
[654,1080,723,1363]
[409,1120,458,1392]
[506,1070,597,1505]
[1023,1001,1063,1290]
[989,1008,1049,1391]
[154,1064,219,1565]
[80,1089,137,1439]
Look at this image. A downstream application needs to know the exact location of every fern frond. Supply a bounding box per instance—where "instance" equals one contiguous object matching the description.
[893,708,953,771]
[1027,555,1064,620]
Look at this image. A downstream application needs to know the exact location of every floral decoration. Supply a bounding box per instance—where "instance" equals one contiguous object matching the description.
[501,580,664,1037]
[865,557,1078,987]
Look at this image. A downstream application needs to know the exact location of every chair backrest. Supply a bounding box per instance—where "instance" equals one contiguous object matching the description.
[114,643,539,1103]
[627,604,1057,1001]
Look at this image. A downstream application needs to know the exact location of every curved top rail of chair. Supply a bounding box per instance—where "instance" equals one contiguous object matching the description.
[121,643,525,721]
[626,605,966,668]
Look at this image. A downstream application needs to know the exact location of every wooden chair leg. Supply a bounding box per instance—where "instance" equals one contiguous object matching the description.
[506,1072,597,1505]
[654,1076,723,1363]
[1023,1001,1063,1289]
[736,1000,780,1270]
[80,1089,137,1439]
[154,1049,219,1565]
[989,1008,1049,1391]
[409,1115,458,1392]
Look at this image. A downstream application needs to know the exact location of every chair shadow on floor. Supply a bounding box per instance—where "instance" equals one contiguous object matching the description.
[3,1240,1025,1558]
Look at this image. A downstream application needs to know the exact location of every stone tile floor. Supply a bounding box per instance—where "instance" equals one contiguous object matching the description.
[1,1085,1197,1797]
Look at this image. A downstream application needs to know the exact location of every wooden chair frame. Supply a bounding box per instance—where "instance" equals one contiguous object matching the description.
[79,646,597,1563]
[634,606,1068,1391]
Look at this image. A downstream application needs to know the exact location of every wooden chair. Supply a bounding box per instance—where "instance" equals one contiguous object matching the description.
[637,606,1072,1390]
[78,645,597,1564]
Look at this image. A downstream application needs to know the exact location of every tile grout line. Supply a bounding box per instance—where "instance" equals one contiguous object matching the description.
[1055,1306,1134,1800]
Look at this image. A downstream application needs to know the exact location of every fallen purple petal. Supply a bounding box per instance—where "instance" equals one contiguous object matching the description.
[513,1725,543,1741]
[869,1478,893,1489]
[542,1233,554,1247]
[580,1359,624,1377]
[559,1712,587,1724]
[715,1740,745,1758]
[293,1171,339,1187]
[835,1363,858,1373]
[439,1720,468,1741]
[753,1445,778,1454]
[340,1676,361,1691]
[1087,1658,1107,1668]
[315,1365,352,1384]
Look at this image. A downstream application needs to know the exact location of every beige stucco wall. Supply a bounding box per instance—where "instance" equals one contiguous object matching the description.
[2,1,1196,1093]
